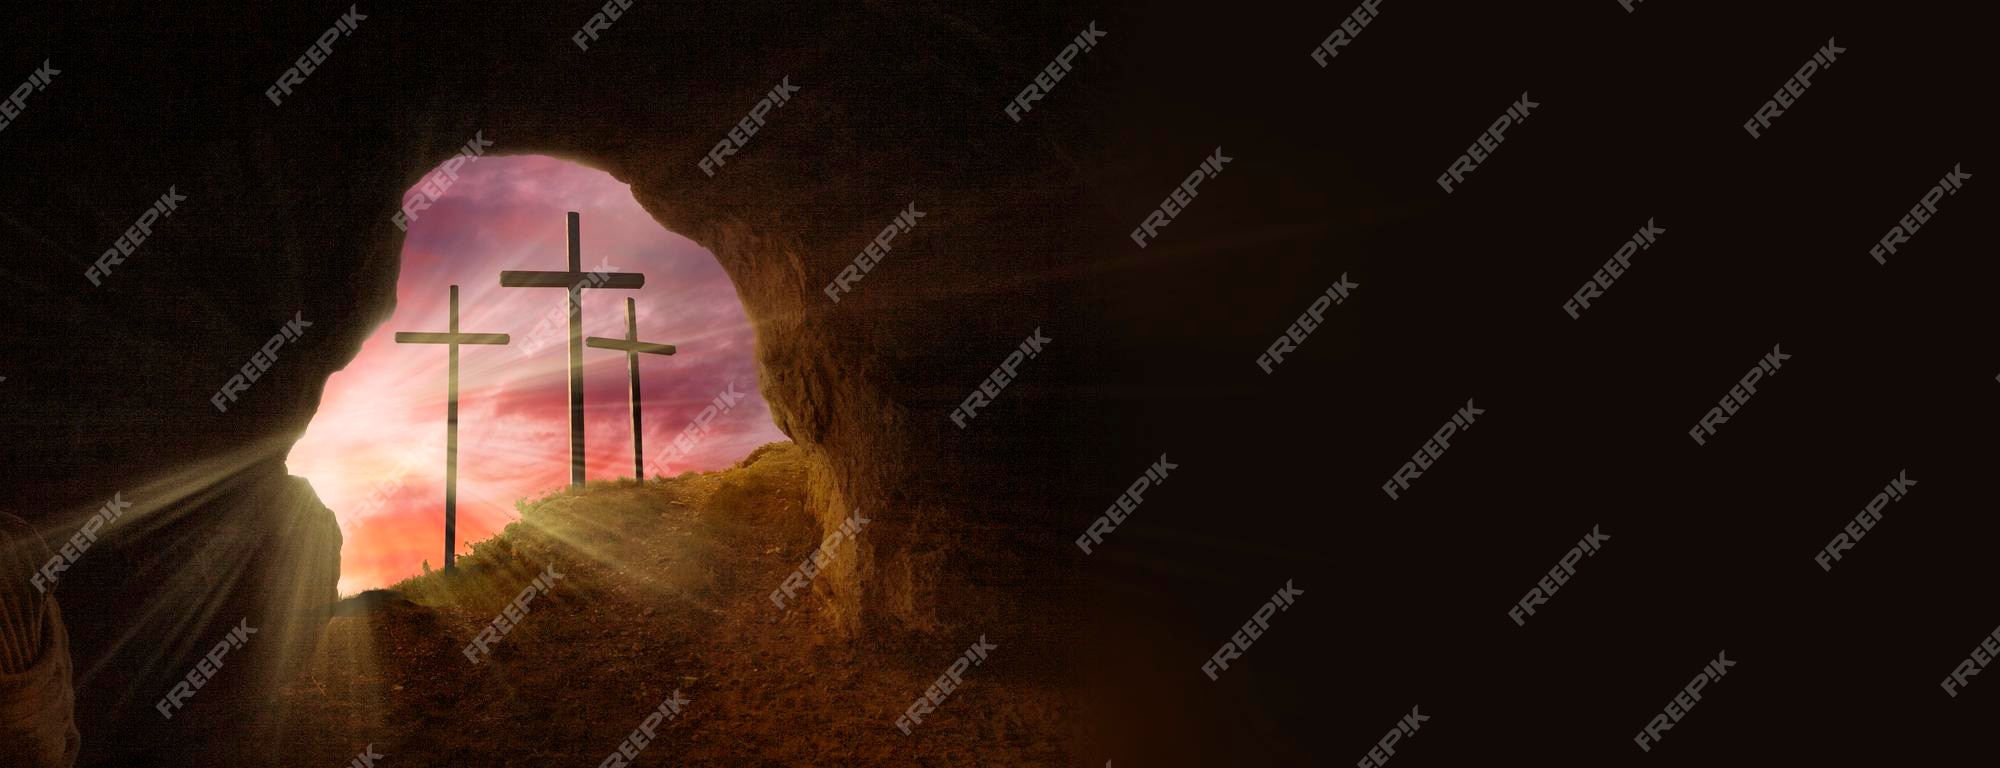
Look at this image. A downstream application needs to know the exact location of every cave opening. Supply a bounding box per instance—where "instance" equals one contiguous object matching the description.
[285,154,789,596]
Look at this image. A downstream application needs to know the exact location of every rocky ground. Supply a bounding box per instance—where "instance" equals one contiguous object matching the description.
[269,443,1075,767]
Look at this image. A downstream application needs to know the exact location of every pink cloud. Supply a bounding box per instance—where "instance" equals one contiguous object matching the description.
[287,155,788,594]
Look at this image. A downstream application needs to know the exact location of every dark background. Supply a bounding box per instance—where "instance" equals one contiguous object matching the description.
[1075,0,1994,764]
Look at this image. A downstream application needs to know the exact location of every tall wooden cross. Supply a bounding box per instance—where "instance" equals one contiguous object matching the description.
[393,284,509,571]
[586,298,678,480]
[499,211,645,487]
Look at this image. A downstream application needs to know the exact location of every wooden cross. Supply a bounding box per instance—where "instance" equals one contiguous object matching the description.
[586,298,678,480]
[394,284,509,571]
[499,211,645,487]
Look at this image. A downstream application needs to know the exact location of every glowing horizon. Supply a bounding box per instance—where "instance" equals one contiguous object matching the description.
[286,155,789,595]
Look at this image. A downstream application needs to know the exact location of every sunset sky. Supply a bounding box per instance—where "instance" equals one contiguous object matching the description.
[286,155,789,595]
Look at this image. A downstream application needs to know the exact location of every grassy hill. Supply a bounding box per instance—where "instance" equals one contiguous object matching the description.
[270,442,1073,766]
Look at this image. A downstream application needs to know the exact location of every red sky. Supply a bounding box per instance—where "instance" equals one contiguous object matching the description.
[286,155,788,595]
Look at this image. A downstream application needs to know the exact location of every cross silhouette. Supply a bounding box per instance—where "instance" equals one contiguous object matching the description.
[394,284,509,570]
[500,212,645,486]
[586,298,678,480]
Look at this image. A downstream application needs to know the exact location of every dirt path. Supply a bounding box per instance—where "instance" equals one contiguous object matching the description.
[271,444,1074,767]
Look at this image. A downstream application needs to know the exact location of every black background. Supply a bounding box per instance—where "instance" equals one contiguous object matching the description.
[1067,0,1993,764]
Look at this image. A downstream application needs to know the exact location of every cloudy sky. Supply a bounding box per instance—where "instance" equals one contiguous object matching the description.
[286,155,788,595]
